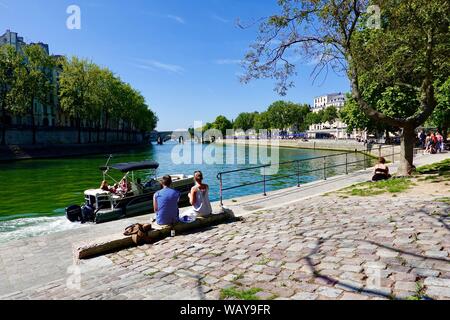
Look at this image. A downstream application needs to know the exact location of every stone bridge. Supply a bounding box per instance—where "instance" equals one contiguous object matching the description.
[150,130,193,143]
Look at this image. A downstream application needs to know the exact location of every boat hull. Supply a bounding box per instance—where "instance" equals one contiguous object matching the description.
[94,185,192,224]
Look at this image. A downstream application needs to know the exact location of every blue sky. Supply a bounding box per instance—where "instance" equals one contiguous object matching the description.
[0,0,350,130]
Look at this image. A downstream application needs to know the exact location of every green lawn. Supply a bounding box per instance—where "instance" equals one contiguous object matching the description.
[337,158,450,197]
[414,159,450,183]
[340,178,414,197]
[415,158,450,174]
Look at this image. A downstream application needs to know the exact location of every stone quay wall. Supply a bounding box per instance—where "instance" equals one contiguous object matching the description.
[3,127,144,146]
[222,139,413,163]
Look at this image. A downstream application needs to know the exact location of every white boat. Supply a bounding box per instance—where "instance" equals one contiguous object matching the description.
[65,159,194,224]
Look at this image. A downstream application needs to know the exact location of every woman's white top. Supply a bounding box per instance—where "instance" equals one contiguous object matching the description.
[192,185,212,217]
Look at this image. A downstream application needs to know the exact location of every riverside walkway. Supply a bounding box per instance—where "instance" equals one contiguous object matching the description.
[0,152,449,300]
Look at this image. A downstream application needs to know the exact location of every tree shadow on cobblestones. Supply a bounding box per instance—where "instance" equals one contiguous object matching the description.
[300,229,447,300]
[418,208,450,231]
[362,239,450,263]
[174,270,207,300]
[302,238,399,299]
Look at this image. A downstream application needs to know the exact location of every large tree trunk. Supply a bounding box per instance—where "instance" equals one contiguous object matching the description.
[398,125,416,176]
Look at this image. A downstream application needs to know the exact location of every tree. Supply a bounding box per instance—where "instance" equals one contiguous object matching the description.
[241,0,450,175]
[305,112,322,127]
[0,45,23,145]
[266,100,293,130]
[90,67,117,143]
[340,95,387,136]
[289,104,311,132]
[9,45,56,144]
[429,78,450,141]
[254,111,271,132]
[233,112,258,131]
[212,115,233,136]
[322,106,339,124]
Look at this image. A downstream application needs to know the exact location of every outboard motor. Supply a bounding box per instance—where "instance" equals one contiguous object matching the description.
[66,205,82,222]
[81,205,95,223]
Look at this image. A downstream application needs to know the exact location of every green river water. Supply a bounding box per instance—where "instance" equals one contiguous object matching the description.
[0,142,369,242]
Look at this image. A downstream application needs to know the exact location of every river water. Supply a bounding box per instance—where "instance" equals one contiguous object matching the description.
[0,142,369,242]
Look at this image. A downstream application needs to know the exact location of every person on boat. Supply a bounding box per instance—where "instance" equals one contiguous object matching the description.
[372,157,391,181]
[180,171,212,222]
[100,180,116,193]
[136,178,144,191]
[117,177,131,194]
[100,180,110,191]
[153,175,180,226]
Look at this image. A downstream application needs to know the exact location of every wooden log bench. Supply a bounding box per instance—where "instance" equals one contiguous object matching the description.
[74,208,236,260]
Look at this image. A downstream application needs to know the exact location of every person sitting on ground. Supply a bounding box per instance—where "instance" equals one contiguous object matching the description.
[372,157,391,181]
[153,175,180,226]
[181,171,213,222]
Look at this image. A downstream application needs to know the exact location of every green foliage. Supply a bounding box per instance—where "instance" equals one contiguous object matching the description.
[341,178,413,197]
[220,287,262,300]
[212,115,233,136]
[59,56,157,134]
[0,45,157,142]
[305,112,321,126]
[265,100,311,131]
[242,0,450,175]
[428,77,450,137]
[8,44,56,116]
[254,111,271,131]
[340,93,393,134]
[322,106,338,124]
[0,45,23,117]
[211,101,312,134]
[233,112,258,131]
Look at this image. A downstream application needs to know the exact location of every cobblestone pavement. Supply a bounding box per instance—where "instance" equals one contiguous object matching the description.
[2,193,449,300]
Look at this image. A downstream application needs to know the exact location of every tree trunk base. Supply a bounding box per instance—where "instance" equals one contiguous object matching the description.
[397,126,416,176]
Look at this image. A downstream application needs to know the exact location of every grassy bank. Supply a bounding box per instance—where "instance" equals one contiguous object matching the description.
[335,158,450,198]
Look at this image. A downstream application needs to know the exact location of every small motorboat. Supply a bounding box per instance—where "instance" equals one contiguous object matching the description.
[65,158,194,224]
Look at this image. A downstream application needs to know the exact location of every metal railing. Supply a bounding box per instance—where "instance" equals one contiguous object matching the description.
[216,144,401,206]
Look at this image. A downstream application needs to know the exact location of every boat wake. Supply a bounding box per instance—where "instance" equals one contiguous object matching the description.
[0,216,86,244]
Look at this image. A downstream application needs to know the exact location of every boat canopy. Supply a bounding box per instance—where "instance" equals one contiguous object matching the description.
[100,161,160,172]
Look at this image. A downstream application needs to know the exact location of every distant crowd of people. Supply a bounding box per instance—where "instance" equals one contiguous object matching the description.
[418,130,445,154]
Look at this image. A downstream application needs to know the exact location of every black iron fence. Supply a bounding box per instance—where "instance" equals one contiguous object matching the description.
[216,144,402,206]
